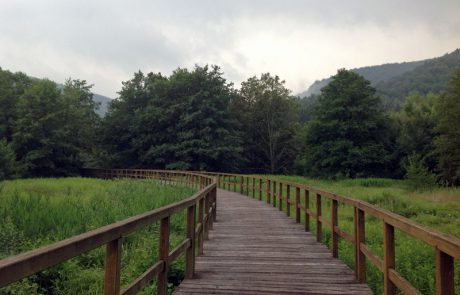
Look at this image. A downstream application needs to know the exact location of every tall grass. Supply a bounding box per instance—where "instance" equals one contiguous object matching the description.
[0,177,196,294]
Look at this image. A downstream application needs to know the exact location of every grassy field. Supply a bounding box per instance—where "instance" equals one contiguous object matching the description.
[241,176,460,294]
[0,177,196,294]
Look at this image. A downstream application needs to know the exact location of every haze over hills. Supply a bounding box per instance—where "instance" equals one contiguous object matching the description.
[300,49,460,108]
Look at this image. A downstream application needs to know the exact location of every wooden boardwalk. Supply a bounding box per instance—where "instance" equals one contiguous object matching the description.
[174,189,373,295]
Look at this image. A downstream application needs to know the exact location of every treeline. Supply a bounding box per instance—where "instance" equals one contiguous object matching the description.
[1,65,459,186]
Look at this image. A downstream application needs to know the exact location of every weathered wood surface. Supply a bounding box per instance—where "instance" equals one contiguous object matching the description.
[174,189,372,294]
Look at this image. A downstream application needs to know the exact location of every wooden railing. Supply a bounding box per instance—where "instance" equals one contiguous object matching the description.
[206,172,460,295]
[0,169,217,295]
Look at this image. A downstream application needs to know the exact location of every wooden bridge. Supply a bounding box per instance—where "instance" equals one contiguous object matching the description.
[0,169,459,295]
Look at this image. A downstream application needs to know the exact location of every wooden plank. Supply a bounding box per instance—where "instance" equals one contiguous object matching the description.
[360,243,383,272]
[174,189,372,295]
[389,269,422,295]
[121,261,164,295]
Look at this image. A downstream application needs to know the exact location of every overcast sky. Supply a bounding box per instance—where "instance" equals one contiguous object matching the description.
[1,0,459,98]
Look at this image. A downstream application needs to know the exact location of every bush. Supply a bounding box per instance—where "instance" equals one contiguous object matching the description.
[0,139,20,180]
[404,154,437,191]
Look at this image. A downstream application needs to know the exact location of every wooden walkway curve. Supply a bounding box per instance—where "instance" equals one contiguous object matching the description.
[174,189,372,295]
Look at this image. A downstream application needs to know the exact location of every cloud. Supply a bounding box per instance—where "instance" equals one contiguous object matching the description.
[0,0,459,97]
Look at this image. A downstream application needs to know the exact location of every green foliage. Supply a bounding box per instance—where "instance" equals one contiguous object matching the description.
[300,69,391,178]
[235,73,300,173]
[102,66,242,171]
[0,139,20,180]
[0,178,195,293]
[433,66,460,185]
[404,154,437,191]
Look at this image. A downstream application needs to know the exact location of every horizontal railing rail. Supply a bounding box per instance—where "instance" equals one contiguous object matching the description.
[0,168,217,295]
[205,172,460,295]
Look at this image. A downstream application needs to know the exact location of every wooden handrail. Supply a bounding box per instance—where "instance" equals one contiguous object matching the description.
[207,172,460,295]
[0,169,217,295]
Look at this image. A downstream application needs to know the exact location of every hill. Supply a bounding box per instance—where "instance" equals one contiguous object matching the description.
[92,93,111,116]
[300,49,460,108]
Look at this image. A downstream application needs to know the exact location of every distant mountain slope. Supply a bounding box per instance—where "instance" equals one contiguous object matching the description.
[92,93,111,116]
[299,49,460,108]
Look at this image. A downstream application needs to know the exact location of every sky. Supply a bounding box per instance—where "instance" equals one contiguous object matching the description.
[1,0,459,98]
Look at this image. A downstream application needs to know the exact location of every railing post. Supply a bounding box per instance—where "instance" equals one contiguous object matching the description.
[186,204,196,279]
[273,181,277,207]
[436,248,454,295]
[332,199,338,258]
[104,238,122,295]
[246,176,249,195]
[279,183,283,211]
[204,193,210,238]
[286,185,291,217]
[259,179,262,200]
[295,187,300,223]
[233,176,236,192]
[267,179,271,204]
[213,186,217,222]
[240,176,244,193]
[198,196,204,255]
[384,222,395,295]
[354,208,366,283]
[316,194,322,242]
[305,190,310,231]
[157,216,170,295]
[252,177,255,198]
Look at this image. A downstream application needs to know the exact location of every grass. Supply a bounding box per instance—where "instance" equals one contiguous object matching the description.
[0,177,196,294]
[228,175,460,294]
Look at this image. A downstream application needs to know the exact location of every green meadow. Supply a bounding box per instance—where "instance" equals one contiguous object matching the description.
[0,177,196,294]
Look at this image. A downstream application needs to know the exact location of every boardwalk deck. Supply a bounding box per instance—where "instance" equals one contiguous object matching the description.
[174,189,373,295]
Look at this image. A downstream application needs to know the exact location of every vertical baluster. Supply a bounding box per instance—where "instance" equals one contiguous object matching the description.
[305,190,310,231]
[267,179,271,204]
[104,238,122,295]
[286,185,291,217]
[295,187,300,223]
[240,176,244,193]
[157,217,170,295]
[279,182,283,211]
[332,199,338,258]
[198,197,204,255]
[316,194,322,242]
[354,208,366,283]
[205,193,210,238]
[186,205,196,279]
[383,222,395,295]
[246,176,249,195]
[273,181,277,207]
[259,178,262,200]
[435,248,454,295]
[252,177,255,198]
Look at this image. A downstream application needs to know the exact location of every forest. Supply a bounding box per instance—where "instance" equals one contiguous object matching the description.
[0,62,460,188]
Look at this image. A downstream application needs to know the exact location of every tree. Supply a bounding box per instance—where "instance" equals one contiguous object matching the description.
[433,66,460,185]
[235,73,300,174]
[12,80,81,176]
[302,69,389,178]
[102,65,242,171]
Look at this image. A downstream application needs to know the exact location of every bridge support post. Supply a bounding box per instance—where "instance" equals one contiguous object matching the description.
[267,179,271,204]
[316,194,322,242]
